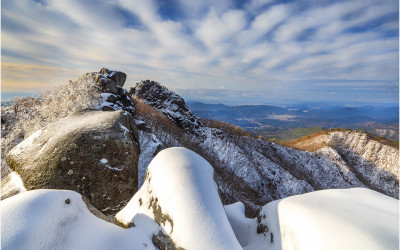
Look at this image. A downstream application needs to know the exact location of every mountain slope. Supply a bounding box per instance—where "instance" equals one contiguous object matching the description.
[130,80,399,215]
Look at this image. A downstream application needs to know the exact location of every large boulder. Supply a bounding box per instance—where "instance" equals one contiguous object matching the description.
[6,110,140,215]
[95,68,127,94]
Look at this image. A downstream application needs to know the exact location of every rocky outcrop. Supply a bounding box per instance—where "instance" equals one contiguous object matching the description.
[130,80,205,140]
[94,68,135,115]
[6,109,140,215]
[95,68,127,93]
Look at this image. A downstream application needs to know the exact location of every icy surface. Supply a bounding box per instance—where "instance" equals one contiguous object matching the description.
[249,188,399,250]
[1,189,156,250]
[116,147,241,249]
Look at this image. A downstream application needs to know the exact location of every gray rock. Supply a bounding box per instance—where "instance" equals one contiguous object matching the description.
[152,231,181,250]
[109,71,127,87]
[6,110,140,215]
[103,78,119,94]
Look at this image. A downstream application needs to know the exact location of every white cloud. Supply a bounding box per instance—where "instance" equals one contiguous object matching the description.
[195,9,247,47]
[237,4,291,45]
[2,0,398,104]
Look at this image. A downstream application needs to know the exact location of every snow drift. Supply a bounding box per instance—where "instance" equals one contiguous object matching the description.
[227,188,399,250]
[115,147,241,249]
[1,189,155,250]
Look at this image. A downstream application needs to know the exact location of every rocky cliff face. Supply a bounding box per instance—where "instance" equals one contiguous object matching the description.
[130,80,205,140]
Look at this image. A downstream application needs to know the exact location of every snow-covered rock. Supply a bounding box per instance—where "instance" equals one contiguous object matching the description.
[115,147,241,249]
[248,188,399,250]
[1,189,156,250]
[6,110,140,215]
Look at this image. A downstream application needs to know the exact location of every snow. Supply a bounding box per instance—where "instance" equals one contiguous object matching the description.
[100,157,123,171]
[100,158,108,164]
[119,124,130,135]
[246,188,399,250]
[225,202,257,247]
[135,120,145,125]
[1,189,156,250]
[9,129,42,156]
[137,131,163,188]
[115,147,241,249]
[104,165,123,171]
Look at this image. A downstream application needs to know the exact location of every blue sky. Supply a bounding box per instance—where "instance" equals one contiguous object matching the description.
[2,0,399,104]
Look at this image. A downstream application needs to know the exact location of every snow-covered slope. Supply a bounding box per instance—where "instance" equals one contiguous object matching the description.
[115,147,241,249]
[286,130,399,198]
[1,189,156,250]
[243,188,399,250]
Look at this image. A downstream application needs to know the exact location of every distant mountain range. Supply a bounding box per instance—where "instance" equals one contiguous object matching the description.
[187,101,399,141]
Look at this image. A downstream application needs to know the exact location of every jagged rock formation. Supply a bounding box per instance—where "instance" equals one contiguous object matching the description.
[6,110,140,215]
[130,80,205,140]
[95,68,135,115]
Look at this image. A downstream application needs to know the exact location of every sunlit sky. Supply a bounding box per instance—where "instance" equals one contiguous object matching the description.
[2,0,399,104]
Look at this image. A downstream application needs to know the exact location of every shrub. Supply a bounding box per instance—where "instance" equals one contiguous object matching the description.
[1,72,102,160]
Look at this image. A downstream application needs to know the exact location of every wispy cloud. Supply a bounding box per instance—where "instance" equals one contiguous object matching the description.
[1,0,398,104]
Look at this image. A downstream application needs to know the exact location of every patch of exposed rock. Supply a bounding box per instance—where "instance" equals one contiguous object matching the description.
[6,109,140,215]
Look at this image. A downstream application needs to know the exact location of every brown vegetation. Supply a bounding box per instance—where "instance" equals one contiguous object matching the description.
[202,119,256,138]
[278,129,332,152]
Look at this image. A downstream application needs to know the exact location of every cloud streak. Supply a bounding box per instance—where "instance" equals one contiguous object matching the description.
[1,0,398,104]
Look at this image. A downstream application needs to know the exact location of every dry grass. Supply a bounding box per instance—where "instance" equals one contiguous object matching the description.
[203,119,257,138]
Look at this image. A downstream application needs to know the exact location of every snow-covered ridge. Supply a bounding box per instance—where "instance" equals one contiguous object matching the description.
[283,130,399,198]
